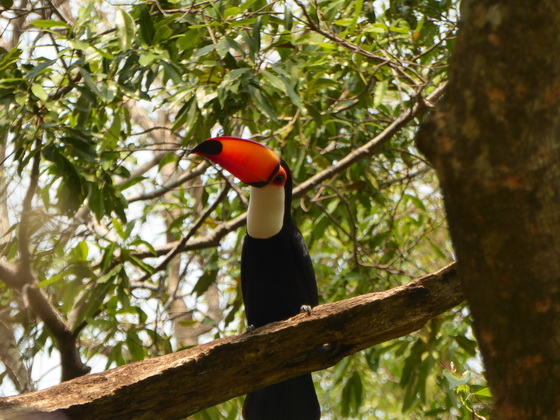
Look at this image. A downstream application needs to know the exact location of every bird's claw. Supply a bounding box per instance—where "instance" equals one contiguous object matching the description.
[300,305,312,316]
[246,324,256,334]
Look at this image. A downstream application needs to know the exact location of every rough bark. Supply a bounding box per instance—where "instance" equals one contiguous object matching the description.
[416,2,560,419]
[0,264,461,420]
[0,320,35,394]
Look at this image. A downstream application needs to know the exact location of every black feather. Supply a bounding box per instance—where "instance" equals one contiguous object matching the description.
[241,161,320,419]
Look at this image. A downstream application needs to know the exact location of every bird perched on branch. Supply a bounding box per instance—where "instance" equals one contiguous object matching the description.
[191,137,320,420]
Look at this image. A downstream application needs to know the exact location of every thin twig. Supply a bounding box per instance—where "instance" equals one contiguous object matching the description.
[127,161,209,203]
[135,183,231,283]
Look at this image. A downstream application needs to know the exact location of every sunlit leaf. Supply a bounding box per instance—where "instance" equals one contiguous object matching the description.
[30,19,71,29]
[116,9,136,51]
[31,83,48,101]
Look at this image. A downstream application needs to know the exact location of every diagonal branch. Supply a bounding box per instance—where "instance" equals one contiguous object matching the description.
[25,286,91,381]
[0,263,460,419]
[0,258,90,381]
[126,161,210,203]
[135,183,231,283]
[0,319,35,393]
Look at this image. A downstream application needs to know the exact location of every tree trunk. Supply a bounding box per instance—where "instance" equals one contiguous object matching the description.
[416,1,560,419]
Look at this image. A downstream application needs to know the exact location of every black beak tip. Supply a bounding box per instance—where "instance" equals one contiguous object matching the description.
[190,139,223,156]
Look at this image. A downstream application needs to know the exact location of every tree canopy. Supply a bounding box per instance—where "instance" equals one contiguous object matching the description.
[0,0,493,419]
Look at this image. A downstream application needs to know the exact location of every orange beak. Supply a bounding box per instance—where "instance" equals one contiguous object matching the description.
[191,137,286,187]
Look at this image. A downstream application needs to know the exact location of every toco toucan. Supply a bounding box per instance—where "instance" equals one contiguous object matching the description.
[191,137,320,420]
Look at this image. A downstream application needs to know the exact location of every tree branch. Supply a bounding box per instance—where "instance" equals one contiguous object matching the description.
[0,258,91,381]
[0,260,20,289]
[135,183,231,283]
[24,287,91,381]
[0,319,35,394]
[18,138,41,286]
[126,161,209,203]
[0,263,460,419]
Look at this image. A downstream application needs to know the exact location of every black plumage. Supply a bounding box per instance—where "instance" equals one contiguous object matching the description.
[241,161,320,420]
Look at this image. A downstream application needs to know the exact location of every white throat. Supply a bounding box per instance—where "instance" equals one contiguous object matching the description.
[247,184,285,239]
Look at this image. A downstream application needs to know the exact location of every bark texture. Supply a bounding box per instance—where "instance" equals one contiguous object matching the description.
[0,264,461,420]
[416,2,560,419]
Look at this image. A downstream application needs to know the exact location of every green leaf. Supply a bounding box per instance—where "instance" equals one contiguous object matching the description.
[63,136,97,162]
[260,69,284,92]
[88,182,105,220]
[78,67,104,98]
[31,83,48,101]
[37,273,64,288]
[455,335,477,355]
[341,371,363,416]
[26,59,55,79]
[128,255,154,274]
[30,19,71,29]
[69,39,90,51]
[333,18,353,26]
[284,5,293,30]
[373,79,388,108]
[248,85,278,122]
[154,25,172,43]
[193,43,216,57]
[100,242,116,271]
[0,0,14,9]
[158,152,178,170]
[443,369,472,389]
[112,218,125,239]
[115,9,136,51]
[161,61,182,84]
[405,193,426,211]
[172,98,198,132]
[138,6,155,45]
[349,0,364,33]
[96,264,122,284]
[73,241,89,261]
[119,175,146,191]
[192,251,218,296]
[126,331,145,361]
[78,283,112,322]
[224,7,242,19]
[176,30,200,50]
[474,387,492,397]
[139,52,157,66]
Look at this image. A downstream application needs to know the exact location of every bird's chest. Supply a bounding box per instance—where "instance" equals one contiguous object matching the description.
[241,232,308,326]
[242,233,300,292]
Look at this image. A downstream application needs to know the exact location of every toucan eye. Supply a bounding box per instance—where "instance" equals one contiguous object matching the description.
[273,174,285,185]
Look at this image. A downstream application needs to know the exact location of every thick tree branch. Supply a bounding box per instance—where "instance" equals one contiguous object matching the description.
[0,260,90,381]
[25,287,91,381]
[0,263,461,419]
[0,260,19,289]
[0,319,35,394]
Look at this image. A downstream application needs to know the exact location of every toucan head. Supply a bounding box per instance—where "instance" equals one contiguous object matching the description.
[191,137,287,188]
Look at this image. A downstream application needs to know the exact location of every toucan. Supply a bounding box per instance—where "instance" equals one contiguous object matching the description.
[191,137,321,420]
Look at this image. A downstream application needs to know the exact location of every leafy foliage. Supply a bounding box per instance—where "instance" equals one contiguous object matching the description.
[0,0,490,418]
